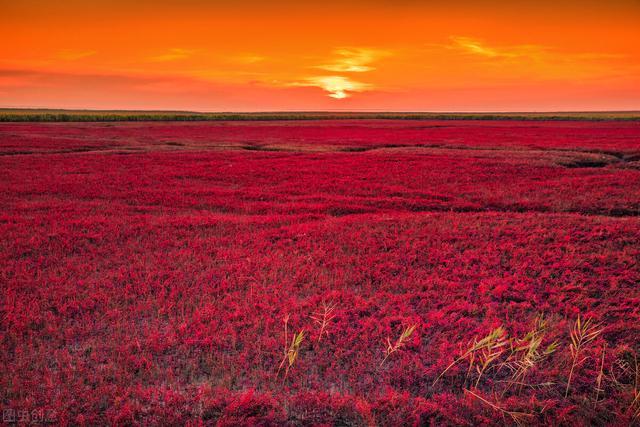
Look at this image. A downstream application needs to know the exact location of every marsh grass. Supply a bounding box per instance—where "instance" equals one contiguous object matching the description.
[464,389,533,426]
[311,301,336,343]
[565,316,603,397]
[474,329,509,387]
[380,324,417,366]
[269,309,630,420]
[2,109,639,122]
[594,344,607,405]
[433,327,506,386]
[625,352,640,420]
[501,315,559,395]
[277,314,305,381]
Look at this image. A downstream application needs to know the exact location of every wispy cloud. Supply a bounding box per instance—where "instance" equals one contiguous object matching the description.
[448,36,544,59]
[442,36,632,81]
[233,54,267,64]
[314,47,390,72]
[148,48,195,62]
[54,49,97,61]
[448,36,625,62]
[283,47,388,99]
[289,75,372,99]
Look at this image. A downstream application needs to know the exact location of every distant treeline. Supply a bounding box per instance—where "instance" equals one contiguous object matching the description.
[1,110,639,122]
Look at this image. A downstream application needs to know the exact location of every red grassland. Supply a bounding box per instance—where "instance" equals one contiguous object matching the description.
[1,120,639,425]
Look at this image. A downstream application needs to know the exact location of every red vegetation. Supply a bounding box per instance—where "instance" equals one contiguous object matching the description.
[1,120,639,425]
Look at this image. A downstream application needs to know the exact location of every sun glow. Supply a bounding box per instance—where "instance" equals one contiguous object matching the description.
[291,76,372,99]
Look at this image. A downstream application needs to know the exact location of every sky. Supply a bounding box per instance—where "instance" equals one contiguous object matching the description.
[1,0,639,111]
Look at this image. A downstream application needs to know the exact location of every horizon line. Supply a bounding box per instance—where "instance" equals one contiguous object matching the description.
[2,107,640,114]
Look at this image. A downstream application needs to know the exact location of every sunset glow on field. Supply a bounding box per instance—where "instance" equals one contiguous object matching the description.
[2,0,639,111]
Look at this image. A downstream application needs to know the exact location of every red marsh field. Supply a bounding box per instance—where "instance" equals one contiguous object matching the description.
[1,120,640,425]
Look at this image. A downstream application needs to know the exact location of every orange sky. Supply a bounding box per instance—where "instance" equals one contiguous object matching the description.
[1,0,639,111]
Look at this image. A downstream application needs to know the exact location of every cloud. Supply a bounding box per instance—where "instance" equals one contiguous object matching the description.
[442,36,634,82]
[233,54,267,64]
[279,47,388,99]
[54,49,97,61]
[314,48,390,72]
[450,37,501,58]
[448,36,625,61]
[448,37,545,59]
[290,76,372,99]
[148,48,195,62]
